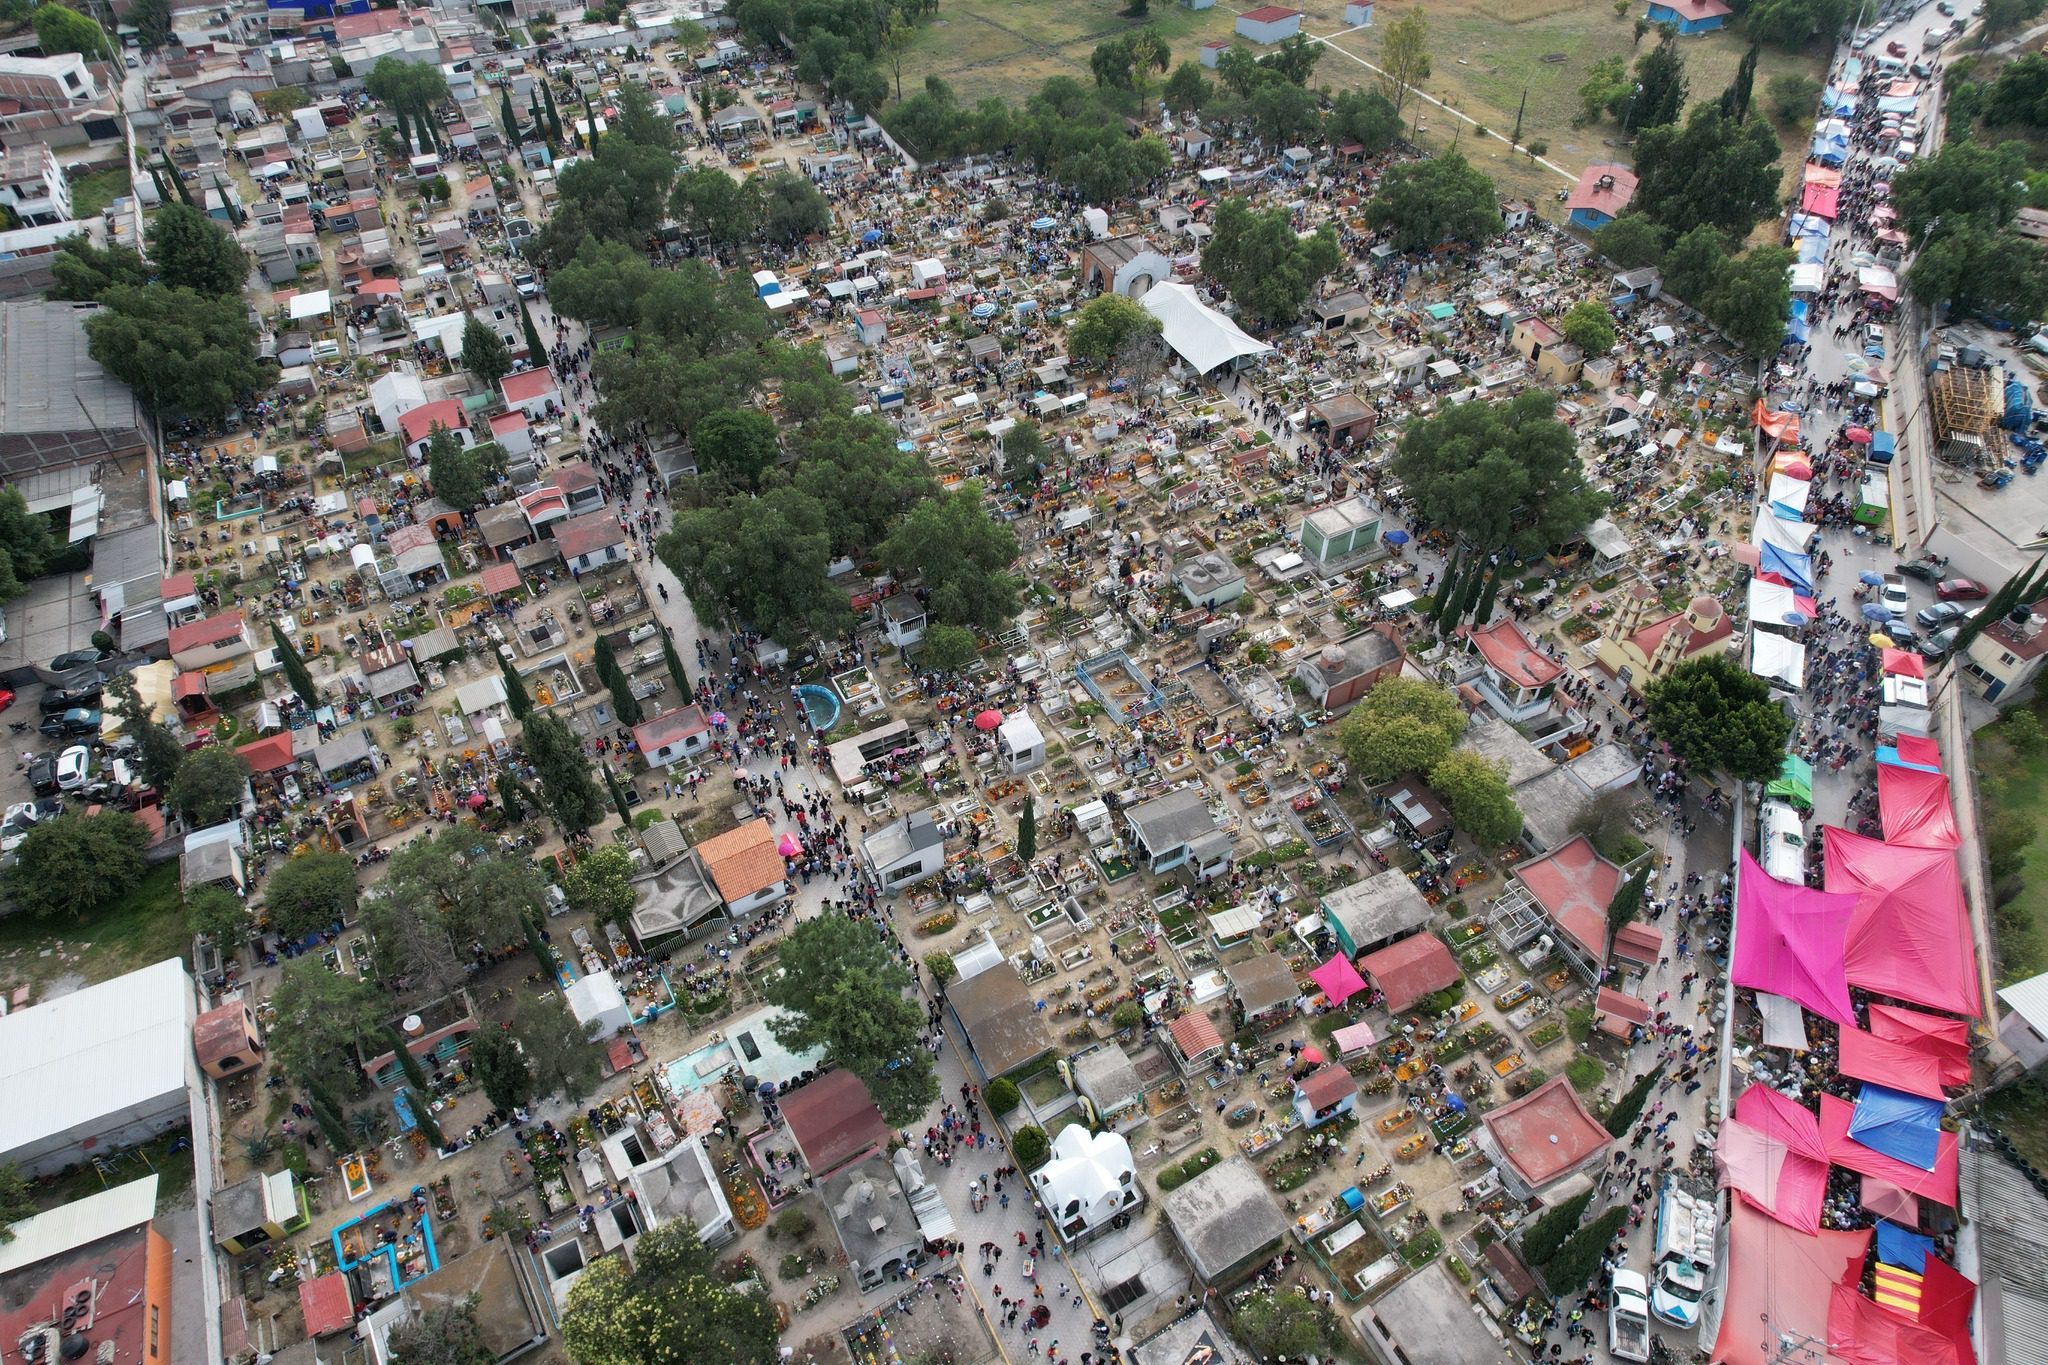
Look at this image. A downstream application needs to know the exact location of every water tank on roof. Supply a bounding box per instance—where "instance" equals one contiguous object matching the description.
[1320,644,1348,672]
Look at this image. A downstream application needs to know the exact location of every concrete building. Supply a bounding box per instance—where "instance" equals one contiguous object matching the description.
[781,1070,890,1180]
[693,819,790,918]
[1079,234,1173,300]
[823,1147,956,1291]
[1510,315,1585,387]
[1461,617,1564,725]
[632,705,715,768]
[1354,1262,1518,1364]
[1320,868,1432,958]
[1962,598,2048,702]
[1226,953,1299,1028]
[1475,1075,1613,1203]
[1509,835,1627,982]
[1124,788,1231,878]
[192,998,265,1079]
[1173,551,1246,609]
[1072,1044,1147,1132]
[0,300,150,479]
[211,1168,309,1253]
[621,1133,736,1247]
[1357,932,1459,1013]
[1293,628,1403,711]
[996,710,1046,774]
[1159,1156,1287,1287]
[0,959,198,1175]
[1235,5,1304,42]
[863,807,947,893]
[0,1178,178,1365]
[1297,496,1384,572]
[0,144,69,225]
[1031,1126,1141,1242]
[553,511,629,574]
[1291,1065,1359,1129]
[948,964,1055,1081]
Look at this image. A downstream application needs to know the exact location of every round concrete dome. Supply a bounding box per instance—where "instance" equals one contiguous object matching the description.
[1688,594,1722,622]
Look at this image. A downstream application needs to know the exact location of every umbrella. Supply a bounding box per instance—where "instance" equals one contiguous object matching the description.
[467,791,487,808]
[1031,216,1057,230]
[1300,1046,1324,1065]
[1383,529,1410,545]
[1859,570,1885,586]
[1861,602,1893,623]
[1781,460,1813,479]
[710,712,727,725]
[1870,632,1895,648]
[971,302,998,319]
[1844,426,1873,444]
[861,229,883,244]
[777,832,802,857]
[974,709,1003,730]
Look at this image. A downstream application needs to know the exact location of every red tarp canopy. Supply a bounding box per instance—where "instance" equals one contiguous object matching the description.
[1837,1026,1952,1100]
[1801,183,1842,218]
[1732,851,1858,1027]
[1866,1003,1971,1087]
[1712,1195,1871,1365]
[1737,1084,1830,1162]
[1754,400,1803,442]
[1892,734,1942,769]
[1829,1256,1979,1365]
[1818,1093,1959,1205]
[1717,1118,1828,1233]
[1823,827,1981,1018]
[1878,764,1962,849]
[1881,647,1927,680]
[1861,1175,1919,1225]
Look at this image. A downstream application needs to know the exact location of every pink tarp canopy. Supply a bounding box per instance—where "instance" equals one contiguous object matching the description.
[1718,1118,1828,1233]
[1866,1003,1971,1087]
[1801,183,1842,219]
[1818,1093,1960,1205]
[1860,1174,1920,1224]
[1823,827,1982,1018]
[1736,1083,1830,1162]
[1712,1195,1871,1365]
[1732,851,1858,1027]
[1878,764,1962,849]
[1309,954,1367,1007]
[1331,1020,1377,1054]
[1829,1272,1969,1365]
[1837,1027,1952,1100]
[1881,647,1926,679]
[1892,734,1943,769]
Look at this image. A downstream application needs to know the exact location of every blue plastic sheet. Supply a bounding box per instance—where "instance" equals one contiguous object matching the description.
[1848,1083,1945,1172]
[1760,543,1815,594]
[1875,1219,1935,1274]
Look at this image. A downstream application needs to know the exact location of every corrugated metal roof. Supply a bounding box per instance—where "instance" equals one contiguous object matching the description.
[1964,1141,2048,1363]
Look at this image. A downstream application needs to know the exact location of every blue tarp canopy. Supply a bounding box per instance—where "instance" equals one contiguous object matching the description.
[1875,1219,1935,1273]
[1787,297,1812,345]
[1872,431,1896,458]
[1877,95,1920,115]
[1848,1083,1945,1171]
[1761,542,1815,593]
[1338,1187,1364,1211]
[1823,85,1857,115]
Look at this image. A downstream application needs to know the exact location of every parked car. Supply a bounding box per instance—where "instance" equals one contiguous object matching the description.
[0,686,12,713]
[54,745,92,791]
[1923,625,1964,659]
[1886,40,1907,56]
[1938,1,1956,14]
[26,754,57,796]
[38,707,101,739]
[1937,578,1989,600]
[1916,601,1970,628]
[1895,560,1943,583]
[38,683,101,715]
[46,649,106,673]
[1880,576,1912,618]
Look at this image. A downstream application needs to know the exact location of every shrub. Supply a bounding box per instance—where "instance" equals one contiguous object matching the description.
[1566,1055,1606,1093]
[986,1077,1021,1116]
[924,950,959,986]
[1012,1125,1050,1170]
[1111,1001,1144,1033]
[772,1208,813,1241]
[1156,1147,1221,1191]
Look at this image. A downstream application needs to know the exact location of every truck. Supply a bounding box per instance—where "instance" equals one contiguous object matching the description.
[1609,1269,1652,1363]
[1651,1179,1719,1328]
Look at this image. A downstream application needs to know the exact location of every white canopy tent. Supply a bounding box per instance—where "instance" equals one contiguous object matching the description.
[1748,631,1807,691]
[1138,281,1275,375]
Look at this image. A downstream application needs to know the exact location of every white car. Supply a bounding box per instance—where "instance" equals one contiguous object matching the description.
[1881,580,1913,619]
[55,745,91,791]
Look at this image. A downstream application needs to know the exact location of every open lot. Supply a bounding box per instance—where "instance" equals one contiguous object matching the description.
[899,0,1242,108]
[0,858,189,995]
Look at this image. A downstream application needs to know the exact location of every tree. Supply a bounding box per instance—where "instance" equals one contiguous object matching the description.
[603,764,634,830]
[268,956,383,1082]
[48,235,149,303]
[1164,61,1209,113]
[1897,139,2030,240]
[131,0,172,50]
[1328,88,1403,155]
[501,86,524,145]
[426,427,487,513]
[986,1077,1020,1115]
[1427,750,1524,846]
[1720,42,1760,122]
[1956,558,2048,656]
[920,624,978,674]
[188,884,252,954]
[384,1300,492,1365]
[765,916,939,1127]
[264,851,359,941]
[385,1025,446,1148]
[1644,653,1792,783]
[498,650,532,719]
[1017,797,1037,863]
[33,2,110,59]
[1604,1063,1665,1137]
[659,628,693,700]
[1707,245,1795,356]
[1594,215,1664,269]
[1630,105,1784,239]
[510,995,604,1102]
[878,484,1021,632]
[692,408,781,487]
[1364,152,1504,251]
[561,1219,779,1365]
[1203,198,1342,325]
[523,713,605,836]
[1002,420,1049,489]
[1579,55,1633,123]
[461,315,514,390]
[1605,865,1650,955]
[1069,293,1163,368]
[0,486,57,599]
[106,673,185,788]
[1519,1189,1594,1265]
[272,621,320,706]
[0,1162,34,1243]
[1336,678,1467,783]
[1233,1293,1344,1362]
[1560,299,1617,356]
[1767,72,1824,124]
[1744,0,1854,49]
[374,831,544,960]
[1392,390,1606,559]
[530,138,677,264]
[84,285,269,419]
[1631,30,1688,130]
[471,1027,534,1113]
[659,489,854,644]
[145,203,247,296]
[1247,80,1323,146]
[1543,1206,1630,1293]
[752,171,831,247]
[168,744,248,826]
[1378,7,1431,114]
[1983,0,2048,39]
[1662,224,1729,304]
[593,635,642,728]
[5,811,147,919]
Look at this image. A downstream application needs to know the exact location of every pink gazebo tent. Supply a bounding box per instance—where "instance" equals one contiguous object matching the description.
[1823,827,1982,1018]
[1718,1084,1831,1234]
[1308,953,1367,1007]
[1331,1021,1377,1056]
[1732,851,1858,1027]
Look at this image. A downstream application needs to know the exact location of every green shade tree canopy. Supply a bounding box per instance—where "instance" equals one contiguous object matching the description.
[4,811,148,919]
[145,203,248,296]
[1391,390,1606,558]
[1201,198,1342,325]
[1364,152,1504,252]
[1643,653,1792,783]
[561,1219,779,1365]
[878,482,1020,632]
[1335,677,1467,783]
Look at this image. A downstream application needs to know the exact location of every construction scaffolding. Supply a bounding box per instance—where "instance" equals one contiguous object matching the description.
[1930,364,1999,443]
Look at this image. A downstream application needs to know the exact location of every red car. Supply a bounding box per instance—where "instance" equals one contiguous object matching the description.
[0,687,12,712]
[1886,40,1907,56]
[1937,578,1989,601]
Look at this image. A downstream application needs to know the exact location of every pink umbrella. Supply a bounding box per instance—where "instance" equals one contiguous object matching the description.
[466,791,487,809]
[1780,460,1813,479]
[974,709,1003,731]
[1300,1045,1324,1065]
[1843,426,1873,444]
[777,832,802,857]
[710,712,727,725]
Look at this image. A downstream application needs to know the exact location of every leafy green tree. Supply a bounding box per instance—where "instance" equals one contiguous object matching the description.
[1365,152,1504,251]
[131,0,172,50]
[1632,104,1784,240]
[1644,653,1792,783]
[1392,389,1606,559]
[1427,750,1524,846]
[168,744,248,826]
[471,1027,534,1112]
[1707,245,1795,356]
[1956,558,2048,656]
[272,621,321,705]
[1594,215,1665,269]
[1542,1206,1630,1293]
[878,483,1020,632]
[692,408,781,487]
[1069,293,1163,368]
[384,1300,491,1365]
[659,489,854,644]
[1631,30,1688,130]
[84,284,270,419]
[752,169,832,245]
[1233,1293,1344,1362]
[831,56,890,117]
[1002,420,1049,489]
[528,137,678,265]
[461,315,514,389]
[426,426,486,512]
[268,956,383,1082]
[48,236,150,302]
[0,1161,35,1242]
[593,635,642,729]
[789,415,935,557]
[1336,677,1467,782]
[920,623,978,674]
[765,915,939,1126]
[0,486,57,599]
[187,884,252,954]
[385,1026,445,1148]
[1203,197,1342,325]
[6,811,148,919]
[567,843,638,926]
[1163,61,1209,113]
[1662,224,1729,304]
[1580,55,1632,123]
[501,86,524,145]
[1560,299,1616,356]
[561,1219,779,1365]
[659,628,693,700]
[524,713,605,836]
[145,203,247,296]
[1604,1064,1665,1136]
[1377,6,1431,114]
[1247,80,1323,146]
[1012,1124,1050,1168]
[1982,0,2048,39]
[264,851,359,941]
[1897,139,2031,238]
[1767,72,1824,123]
[33,2,110,59]
[1520,1189,1595,1265]
[1327,88,1403,154]
[986,1077,1020,1114]
[511,995,604,1102]
[105,673,185,788]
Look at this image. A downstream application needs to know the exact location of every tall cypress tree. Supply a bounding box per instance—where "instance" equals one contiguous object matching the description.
[1430,554,1464,633]
[385,1026,445,1147]
[520,298,546,364]
[160,153,195,207]
[604,763,635,829]
[1473,562,1503,627]
[393,104,412,154]
[1017,797,1037,863]
[501,87,523,145]
[593,635,641,727]
[659,628,692,700]
[308,1082,351,1153]
[498,649,532,719]
[543,82,564,145]
[581,92,598,151]
[1454,559,1488,624]
[273,622,321,706]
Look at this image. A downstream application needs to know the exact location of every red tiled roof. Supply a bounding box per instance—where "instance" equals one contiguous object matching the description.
[1296,1065,1356,1111]
[780,1069,889,1177]
[399,399,467,445]
[237,731,296,773]
[1629,607,1734,664]
[1652,0,1731,18]
[478,561,521,596]
[1168,1011,1224,1059]
[299,1272,355,1337]
[633,705,711,754]
[1480,1075,1611,1189]
[1612,920,1664,965]
[167,609,246,655]
[554,461,600,493]
[552,511,626,561]
[1564,163,1639,216]
[1513,836,1624,960]
[695,819,785,902]
[1358,932,1459,1014]
[1240,5,1302,20]
[1464,617,1563,691]
[161,572,196,599]
[501,368,558,404]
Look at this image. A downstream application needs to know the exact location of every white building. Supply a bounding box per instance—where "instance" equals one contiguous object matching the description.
[0,959,199,1175]
[0,144,70,226]
[996,710,1046,774]
[566,970,632,1039]
[1030,1126,1141,1243]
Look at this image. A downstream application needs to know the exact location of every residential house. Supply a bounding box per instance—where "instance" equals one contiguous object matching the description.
[1292,1066,1359,1130]
[553,511,629,574]
[500,366,561,420]
[694,819,790,918]
[1461,617,1563,725]
[1124,788,1232,879]
[397,399,470,460]
[633,706,715,768]
[1294,628,1404,710]
[1564,164,1638,230]
[169,609,254,672]
[1235,6,1305,42]
[1646,0,1732,33]
[1962,599,2048,702]
[863,807,947,894]
[0,144,69,226]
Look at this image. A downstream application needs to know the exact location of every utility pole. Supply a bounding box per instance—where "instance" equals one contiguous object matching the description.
[1511,88,1526,149]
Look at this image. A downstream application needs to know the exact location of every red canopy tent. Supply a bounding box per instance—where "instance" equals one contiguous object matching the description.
[1881,647,1927,679]
[1878,764,1962,849]
[1823,827,1982,1018]
[1818,1093,1960,1206]
[1711,1196,1871,1365]
[1891,734,1942,769]
[1866,1003,1971,1087]
[1837,1027,1953,1100]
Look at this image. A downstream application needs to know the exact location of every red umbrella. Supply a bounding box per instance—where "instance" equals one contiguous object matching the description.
[1781,460,1813,479]
[1843,426,1873,444]
[1300,1045,1324,1065]
[974,709,1002,731]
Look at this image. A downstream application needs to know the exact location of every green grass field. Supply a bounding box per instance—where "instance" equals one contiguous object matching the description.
[0,860,191,996]
[1975,712,2048,986]
[68,165,131,221]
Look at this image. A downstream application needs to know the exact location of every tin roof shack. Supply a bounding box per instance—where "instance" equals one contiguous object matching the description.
[1124,788,1230,879]
[1294,628,1403,711]
[863,807,947,894]
[1160,1156,1288,1287]
[948,964,1055,1082]
[211,1168,309,1254]
[781,1069,890,1179]
[1320,868,1432,958]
